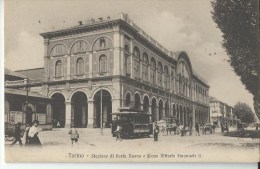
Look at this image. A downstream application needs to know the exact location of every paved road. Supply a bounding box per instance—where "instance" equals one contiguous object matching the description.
[5,127,260,162]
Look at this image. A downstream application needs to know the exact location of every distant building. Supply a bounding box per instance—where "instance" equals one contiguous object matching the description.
[6,13,210,128]
[209,96,237,126]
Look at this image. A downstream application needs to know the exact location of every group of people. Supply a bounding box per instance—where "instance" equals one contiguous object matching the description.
[11,120,42,147]
[10,120,80,146]
[153,122,202,141]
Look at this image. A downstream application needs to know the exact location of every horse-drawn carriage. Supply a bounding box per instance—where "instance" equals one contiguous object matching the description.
[201,124,215,135]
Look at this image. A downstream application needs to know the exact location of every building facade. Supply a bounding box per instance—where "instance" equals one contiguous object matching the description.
[10,13,210,128]
[209,96,237,126]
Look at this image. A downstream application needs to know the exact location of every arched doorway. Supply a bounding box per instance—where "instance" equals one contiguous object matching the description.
[159,100,163,120]
[165,101,169,118]
[179,106,183,125]
[143,96,149,113]
[152,98,157,122]
[134,93,141,111]
[94,89,112,128]
[125,93,131,107]
[51,93,65,128]
[184,107,187,126]
[71,91,88,128]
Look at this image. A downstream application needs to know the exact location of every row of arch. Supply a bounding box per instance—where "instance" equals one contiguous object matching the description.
[50,88,112,128]
[49,36,112,57]
[124,91,208,126]
[124,44,172,88]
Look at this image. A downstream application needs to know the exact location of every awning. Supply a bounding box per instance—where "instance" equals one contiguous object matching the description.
[5,88,51,99]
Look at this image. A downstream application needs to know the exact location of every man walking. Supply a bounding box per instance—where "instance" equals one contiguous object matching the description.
[154,122,159,141]
[11,122,23,146]
[195,122,200,136]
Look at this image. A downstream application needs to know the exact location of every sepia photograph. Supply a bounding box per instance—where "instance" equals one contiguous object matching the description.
[3,0,259,163]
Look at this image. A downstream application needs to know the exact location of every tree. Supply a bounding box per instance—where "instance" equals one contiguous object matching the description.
[233,102,255,123]
[211,0,259,120]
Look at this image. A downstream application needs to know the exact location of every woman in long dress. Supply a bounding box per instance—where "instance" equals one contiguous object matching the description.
[27,120,42,146]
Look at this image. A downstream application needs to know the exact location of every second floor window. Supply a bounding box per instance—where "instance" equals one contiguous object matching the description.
[55,60,62,77]
[76,57,84,75]
[99,55,107,73]
[99,38,106,48]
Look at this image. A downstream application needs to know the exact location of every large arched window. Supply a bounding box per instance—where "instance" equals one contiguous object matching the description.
[99,55,107,73]
[177,61,191,96]
[158,62,163,87]
[124,45,131,77]
[142,52,149,81]
[133,46,140,79]
[76,57,84,75]
[150,57,156,84]
[133,46,140,59]
[55,60,63,77]
[164,65,169,89]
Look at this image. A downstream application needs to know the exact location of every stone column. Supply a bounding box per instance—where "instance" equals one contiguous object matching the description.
[89,52,93,78]
[113,29,120,76]
[43,39,50,81]
[149,104,152,121]
[88,100,94,128]
[130,40,133,78]
[82,105,87,128]
[66,55,71,80]
[65,101,72,128]
[156,106,159,122]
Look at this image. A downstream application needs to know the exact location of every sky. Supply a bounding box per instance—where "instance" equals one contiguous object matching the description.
[4,0,254,110]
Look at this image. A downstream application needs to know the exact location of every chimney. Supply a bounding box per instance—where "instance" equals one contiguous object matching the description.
[78,21,82,25]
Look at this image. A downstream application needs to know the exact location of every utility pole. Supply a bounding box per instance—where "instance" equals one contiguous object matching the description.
[25,78,29,124]
[100,86,103,135]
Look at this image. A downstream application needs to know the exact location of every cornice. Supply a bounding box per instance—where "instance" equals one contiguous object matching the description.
[40,20,121,39]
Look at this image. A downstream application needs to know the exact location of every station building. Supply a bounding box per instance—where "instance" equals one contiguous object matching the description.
[8,13,210,128]
[4,68,52,128]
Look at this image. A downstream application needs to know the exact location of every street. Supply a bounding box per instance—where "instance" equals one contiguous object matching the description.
[5,127,260,162]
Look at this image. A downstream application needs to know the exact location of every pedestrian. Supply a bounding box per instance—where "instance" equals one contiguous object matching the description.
[212,124,216,134]
[166,124,171,135]
[179,123,184,136]
[11,122,23,146]
[56,121,61,129]
[23,123,30,145]
[188,123,192,136]
[27,120,42,146]
[115,123,122,141]
[195,122,200,136]
[68,125,79,144]
[154,122,159,141]
[53,119,56,128]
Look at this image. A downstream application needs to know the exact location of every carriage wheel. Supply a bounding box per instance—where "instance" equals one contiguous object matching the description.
[5,135,15,142]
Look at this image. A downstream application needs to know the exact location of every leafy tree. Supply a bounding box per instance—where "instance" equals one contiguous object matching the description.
[233,102,255,123]
[211,0,259,120]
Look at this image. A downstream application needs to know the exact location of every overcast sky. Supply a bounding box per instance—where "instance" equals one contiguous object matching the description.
[4,0,254,110]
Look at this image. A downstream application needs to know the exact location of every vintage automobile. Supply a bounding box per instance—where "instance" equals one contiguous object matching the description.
[111,107,153,138]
